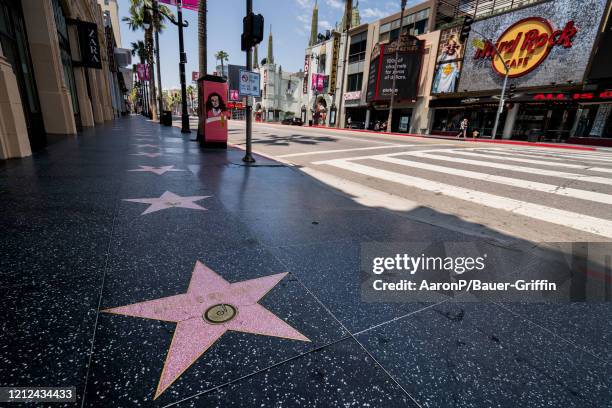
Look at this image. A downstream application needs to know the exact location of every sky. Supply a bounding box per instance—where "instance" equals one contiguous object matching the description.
[118,0,422,90]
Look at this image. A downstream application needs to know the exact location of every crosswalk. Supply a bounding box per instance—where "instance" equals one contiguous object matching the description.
[314,147,612,239]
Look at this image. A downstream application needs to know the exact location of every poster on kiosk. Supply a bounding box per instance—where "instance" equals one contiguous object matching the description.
[198,75,229,148]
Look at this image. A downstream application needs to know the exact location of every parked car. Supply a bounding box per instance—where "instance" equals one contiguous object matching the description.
[282,117,303,126]
[347,121,365,129]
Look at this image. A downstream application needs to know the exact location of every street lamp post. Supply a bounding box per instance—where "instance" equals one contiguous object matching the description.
[242,0,255,163]
[177,0,190,133]
[145,1,190,133]
[489,43,509,140]
[472,29,510,139]
[152,0,164,121]
[387,0,407,133]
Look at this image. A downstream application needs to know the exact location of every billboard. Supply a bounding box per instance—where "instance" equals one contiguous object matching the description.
[227,64,247,96]
[311,73,328,94]
[431,27,465,94]
[366,34,423,102]
[457,0,607,92]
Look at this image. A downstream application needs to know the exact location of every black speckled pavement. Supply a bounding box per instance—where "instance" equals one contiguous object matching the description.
[0,116,610,407]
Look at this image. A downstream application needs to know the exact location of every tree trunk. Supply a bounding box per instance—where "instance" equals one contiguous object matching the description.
[145,28,158,121]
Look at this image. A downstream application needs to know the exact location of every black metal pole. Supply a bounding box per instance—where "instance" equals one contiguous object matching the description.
[152,0,164,122]
[242,0,255,163]
[178,0,190,133]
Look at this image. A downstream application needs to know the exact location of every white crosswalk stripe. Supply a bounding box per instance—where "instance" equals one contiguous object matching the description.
[507,148,612,162]
[315,148,612,239]
[444,149,612,174]
[366,155,612,205]
[384,150,612,186]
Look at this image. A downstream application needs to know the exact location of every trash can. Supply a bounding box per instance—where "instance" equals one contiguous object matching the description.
[161,110,173,126]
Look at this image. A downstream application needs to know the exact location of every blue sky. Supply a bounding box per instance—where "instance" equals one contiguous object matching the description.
[118,0,420,90]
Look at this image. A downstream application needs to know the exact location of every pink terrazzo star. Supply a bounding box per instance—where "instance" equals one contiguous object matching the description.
[128,165,185,175]
[131,152,163,158]
[103,261,309,398]
[123,191,210,214]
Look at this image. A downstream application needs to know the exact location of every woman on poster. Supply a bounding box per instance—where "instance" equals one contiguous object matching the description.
[205,92,230,127]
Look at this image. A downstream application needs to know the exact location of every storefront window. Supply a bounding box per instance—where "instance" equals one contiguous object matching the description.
[52,0,80,118]
[347,73,362,92]
[573,105,612,138]
[0,0,45,149]
[348,31,366,63]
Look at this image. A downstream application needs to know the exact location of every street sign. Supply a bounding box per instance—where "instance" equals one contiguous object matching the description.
[472,38,485,50]
[239,70,260,97]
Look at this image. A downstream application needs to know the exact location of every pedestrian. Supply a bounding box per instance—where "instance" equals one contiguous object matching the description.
[347,116,352,128]
[374,121,380,131]
[472,129,479,139]
[458,118,468,138]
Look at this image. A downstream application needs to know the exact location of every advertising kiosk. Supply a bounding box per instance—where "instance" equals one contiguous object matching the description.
[198,75,229,148]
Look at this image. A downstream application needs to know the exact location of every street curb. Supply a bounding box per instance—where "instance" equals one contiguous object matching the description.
[253,122,598,152]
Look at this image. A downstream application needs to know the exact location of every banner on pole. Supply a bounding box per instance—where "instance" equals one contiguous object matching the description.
[158,0,199,11]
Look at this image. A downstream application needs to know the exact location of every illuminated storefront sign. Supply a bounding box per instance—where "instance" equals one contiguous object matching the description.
[302,55,310,94]
[329,33,340,95]
[456,0,606,92]
[474,18,577,78]
[532,90,612,101]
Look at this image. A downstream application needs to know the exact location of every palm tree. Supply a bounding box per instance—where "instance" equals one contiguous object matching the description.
[186,85,195,115]
[171,93,182,115]
[214,50,229,78]
[122,0,173,121]
[130,40,147,64]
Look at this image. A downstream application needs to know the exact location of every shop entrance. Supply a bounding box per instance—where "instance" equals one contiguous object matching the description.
[515,104,577,141]
[345,107,366,128]
[0,0,46,151]
[573,104,612,139]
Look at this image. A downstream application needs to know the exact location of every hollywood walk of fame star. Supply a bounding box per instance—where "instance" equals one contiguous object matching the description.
[128,165,185,175]
[123,191,210,214]
[131,152,163,158]
[134,144,160,148]
[103,261,309,398]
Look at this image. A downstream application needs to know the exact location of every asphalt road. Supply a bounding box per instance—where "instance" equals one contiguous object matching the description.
[228,120,612,243]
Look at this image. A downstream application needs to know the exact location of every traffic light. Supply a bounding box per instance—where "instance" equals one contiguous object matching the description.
[459,15,474,43]
[507,83,517,99]
[242,13,264,51]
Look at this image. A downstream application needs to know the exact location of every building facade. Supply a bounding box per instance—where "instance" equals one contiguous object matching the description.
[254,27,306,122]
[302,0,440,133]
[301,0,363,127]
[428,0,612,144]
[0,0,120,160]
[339,0,438,132]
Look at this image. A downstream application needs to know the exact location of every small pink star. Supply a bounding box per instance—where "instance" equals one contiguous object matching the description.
[131,152,163,158]
[128,165,185,175]
[104,261,309,398]
[123,191,210,214]
[134,144,160,148]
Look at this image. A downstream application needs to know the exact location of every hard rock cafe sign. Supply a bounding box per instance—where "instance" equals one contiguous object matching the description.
[474,17,578,78]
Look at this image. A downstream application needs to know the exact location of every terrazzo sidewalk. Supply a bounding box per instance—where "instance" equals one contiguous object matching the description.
[0,116,610,407]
